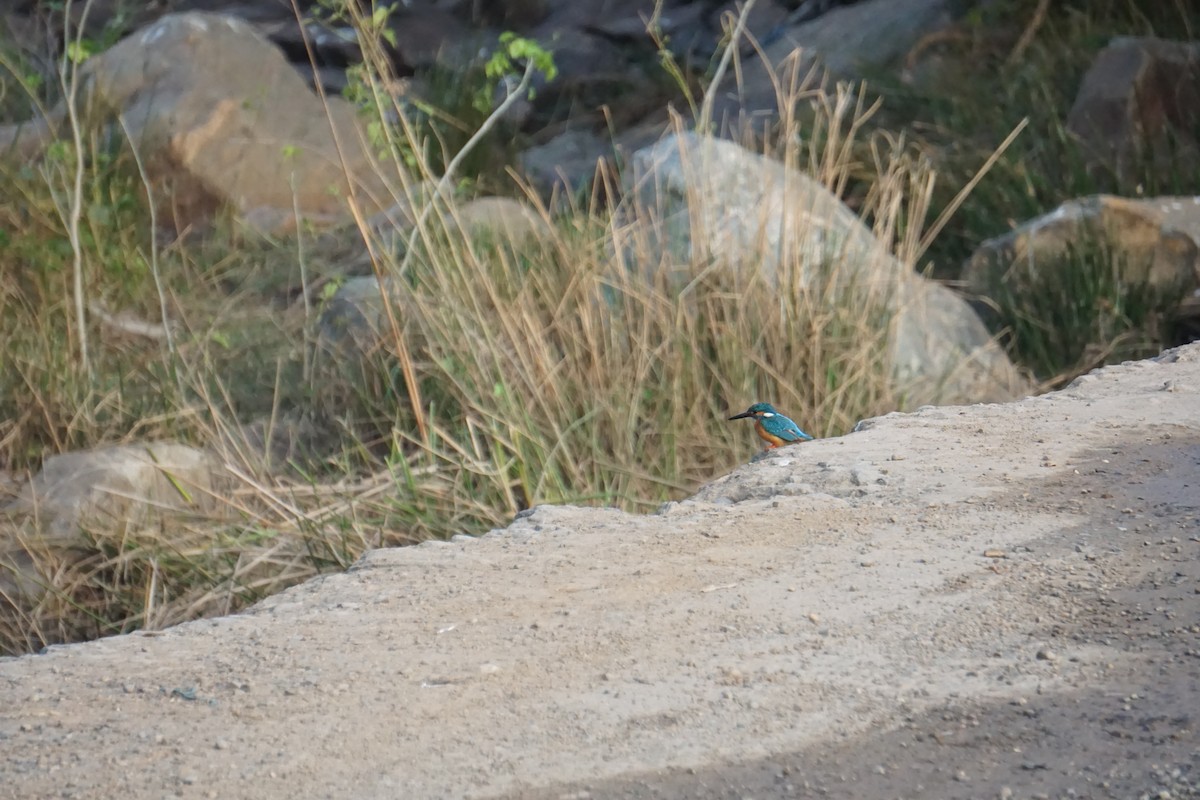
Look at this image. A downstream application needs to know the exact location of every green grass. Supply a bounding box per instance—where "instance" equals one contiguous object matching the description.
[983,236,1179,381]
[876,0,1199,259]
[856,0,1200,383]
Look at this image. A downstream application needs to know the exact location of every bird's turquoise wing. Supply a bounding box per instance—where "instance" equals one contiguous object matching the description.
[773,416,813,442]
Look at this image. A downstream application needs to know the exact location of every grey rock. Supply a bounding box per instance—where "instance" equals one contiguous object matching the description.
[1067,36,1200,184]
[520,129,614,198]
[0,441,226,605]
[0,12,410,235]
[964,195,1200,320]
[317,275,404,357]
[1,442,225,546]
[708,0,954,129]
[452,197,554,245]
[621,132,1030,406]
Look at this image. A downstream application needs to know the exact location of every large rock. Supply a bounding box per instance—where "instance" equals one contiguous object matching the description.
[0,12,408,234]
[1066,37,1200,184]
[1,442,225,546]
[619,131,1029,406]
[519,119,666,199]
[384,6,476,71]
[520,129,612,197]
[707,0,954,129]
[317,274,406,358]
[451,196,554,245]
[964,195,1200,311]
[0,442,225,605]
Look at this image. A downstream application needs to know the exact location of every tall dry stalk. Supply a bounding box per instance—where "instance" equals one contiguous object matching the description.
[59,0,94,379]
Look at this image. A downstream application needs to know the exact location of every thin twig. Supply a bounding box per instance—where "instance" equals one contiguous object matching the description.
[62,0,94,379]
[1007,0,1050,66]
[117,114,179,368]
[87,300,175,341]
[400,58,538,275]
[699,0,760,134]
[916,117,1029,261]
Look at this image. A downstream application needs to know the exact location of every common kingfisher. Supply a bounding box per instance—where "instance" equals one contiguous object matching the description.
[728,402,814,449]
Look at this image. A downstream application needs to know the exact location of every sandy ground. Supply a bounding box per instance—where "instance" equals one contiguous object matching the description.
[1,346,1199,800]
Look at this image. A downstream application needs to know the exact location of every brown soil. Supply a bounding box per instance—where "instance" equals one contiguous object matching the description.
[2,347,1199,800]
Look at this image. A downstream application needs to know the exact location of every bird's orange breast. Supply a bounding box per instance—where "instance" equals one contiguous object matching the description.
[754,420,788,448]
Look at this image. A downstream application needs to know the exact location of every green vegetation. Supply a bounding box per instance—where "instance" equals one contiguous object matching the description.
[864,0,1200,382]
[875,0,1197,264]
[984,236,1175,378]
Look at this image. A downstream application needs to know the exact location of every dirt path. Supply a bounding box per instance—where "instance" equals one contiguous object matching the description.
[2,347,1198,800]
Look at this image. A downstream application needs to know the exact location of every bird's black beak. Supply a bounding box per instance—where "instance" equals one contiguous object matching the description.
[728,410,754,421]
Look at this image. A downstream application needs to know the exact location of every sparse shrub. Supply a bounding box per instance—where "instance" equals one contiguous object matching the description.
[981,235,1179,384]
[859,0,1200,380]
[870,0,1197,264]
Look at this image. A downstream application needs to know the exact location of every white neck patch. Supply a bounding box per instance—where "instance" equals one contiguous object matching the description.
[761,412,774,417]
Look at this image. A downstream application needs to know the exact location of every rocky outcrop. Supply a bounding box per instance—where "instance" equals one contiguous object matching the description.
[707,0,955,130]
[0,12,411,235]
[1,442,224,545]
[618,132,1030,406]
[964,195,1200,313]
[0,442,225,603]
[1067,36,1200,184]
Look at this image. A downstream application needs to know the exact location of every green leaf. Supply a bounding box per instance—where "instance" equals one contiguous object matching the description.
[65,40,94,64]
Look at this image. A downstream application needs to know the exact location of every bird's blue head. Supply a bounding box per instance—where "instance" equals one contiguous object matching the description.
[728,402,779,421]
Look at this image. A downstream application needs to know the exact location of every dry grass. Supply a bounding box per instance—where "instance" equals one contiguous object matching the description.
[0,2,959,654]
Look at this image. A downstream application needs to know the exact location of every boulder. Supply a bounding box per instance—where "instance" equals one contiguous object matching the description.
[619,131,1030,406]
[0,441,225,606]
[467,0,553,28]
[520,129,614,199]
[385,7,477,71]
[519,118,667,201]
[0,12,409,235]
[964,195,1200,311]
[1066,37,1200,183]
[317,274,406,359]
[707,0,954,130]
[522,23,662,131]
[1,442,225,546]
